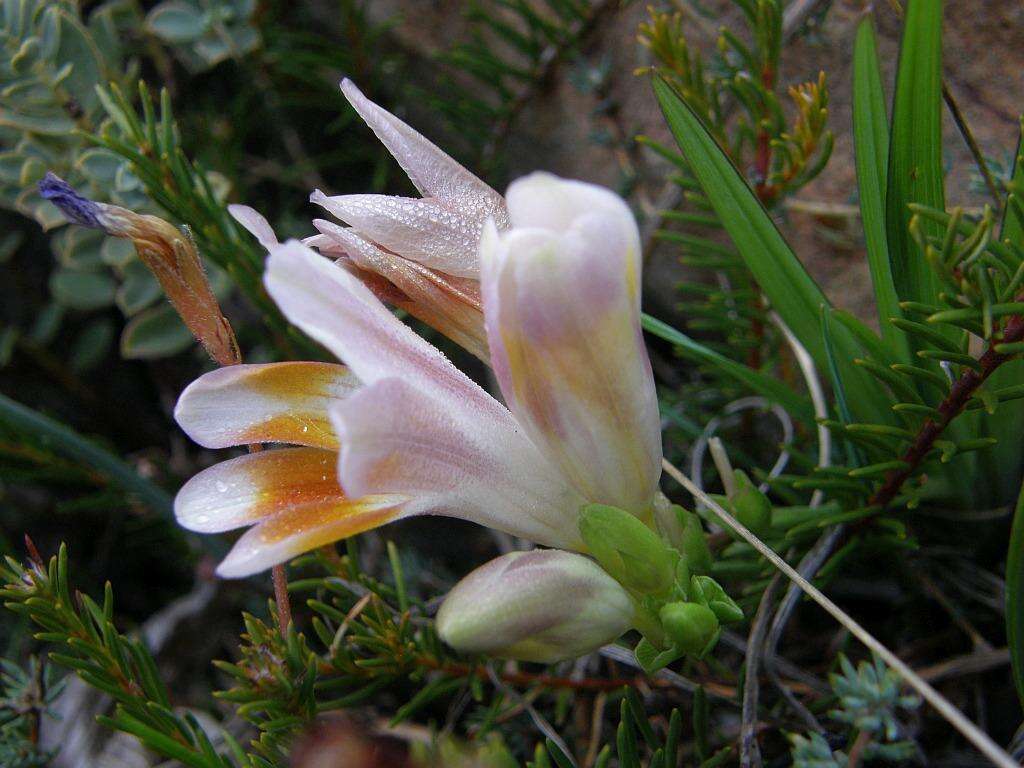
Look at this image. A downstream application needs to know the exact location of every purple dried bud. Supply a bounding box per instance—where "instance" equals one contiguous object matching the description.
[37,172,104,229]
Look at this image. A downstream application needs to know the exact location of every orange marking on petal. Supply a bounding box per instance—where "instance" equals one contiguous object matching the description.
[245,361,354,399]
[250,496,401,550]
[236,362,355,448]
[240,413,338,449]
[245,447,344,521]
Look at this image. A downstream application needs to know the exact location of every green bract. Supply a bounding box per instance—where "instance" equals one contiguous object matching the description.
[729,469,772,536]
[578,503,675,596]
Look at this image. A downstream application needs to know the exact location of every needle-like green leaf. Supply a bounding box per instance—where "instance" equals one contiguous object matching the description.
[982,122,1024,503]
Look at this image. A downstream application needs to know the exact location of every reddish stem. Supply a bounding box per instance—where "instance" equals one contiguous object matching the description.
[272,563,292,632]
[868,311,1024,509]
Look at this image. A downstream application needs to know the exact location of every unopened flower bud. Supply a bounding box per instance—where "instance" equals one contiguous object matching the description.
[437,550,633,663]
[578,504,674,595]
[659,601,719,657]
[729,469,772,537]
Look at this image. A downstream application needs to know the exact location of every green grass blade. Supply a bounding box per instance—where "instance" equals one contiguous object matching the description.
[0,393,174,518]
[885,0,946,310]
[641,313,813,423]
[1005,477,1024,707]
[653,76,824,360]
[1001,119,1024,244]
[652,76,895,426]
[822,308,866,468]
[853,16,909,361]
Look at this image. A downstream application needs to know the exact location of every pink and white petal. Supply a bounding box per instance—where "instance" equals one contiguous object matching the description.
[481,199,661,514]
[306,217,390,271]
[329,377,585,550]
[302,232,344,255]
[175,447,348,533]
[309,218,488,360]
[228,204,280,250]
[216,495,405,578]
[263,240,498,415]
[174,362,358,449]
[340,78,505,217]
[310,191,480,278]
[505,172,642,305]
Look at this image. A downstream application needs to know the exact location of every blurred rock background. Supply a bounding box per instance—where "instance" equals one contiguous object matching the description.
[362,0,1023,320]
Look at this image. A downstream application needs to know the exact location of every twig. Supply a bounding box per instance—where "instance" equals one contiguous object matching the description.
[912,567,993,651]
[660,457,1019,768]
[598,644,735,700]
[639,0,827,250]
[719,631,828,694]
[942,82,1003,209]
[846,729,874,768]
[486,667,577,766]
[763,525,846,732]
[917,647,1010,684]
[740,572,785,768]
[478,0,618,168]
[583,692,607,768]
[781,0,829,37]
[771,311,831,506]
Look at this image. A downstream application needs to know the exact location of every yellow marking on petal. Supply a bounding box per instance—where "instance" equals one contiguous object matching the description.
[249,496,401,551]
[245,447,344,522]
[244,361,351,399]
[239,413,337,449]
[234,362,355,448]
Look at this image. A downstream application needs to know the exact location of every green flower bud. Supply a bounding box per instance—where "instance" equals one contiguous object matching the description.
[677,506,713,575]
[729,469,772,536]
[437,550,634,663]
[690,575,744,624]
[578,504,674,595]
[659,602,719,657]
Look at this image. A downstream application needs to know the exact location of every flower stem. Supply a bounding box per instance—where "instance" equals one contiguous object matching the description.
[272,564,292,632]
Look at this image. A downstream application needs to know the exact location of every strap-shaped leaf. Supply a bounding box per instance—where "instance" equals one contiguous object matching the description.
[652,76,894,426]
[1006,478,1024,707]
[885,0,946,310]
[1000,120,1024,243]
[853,17,910,362]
